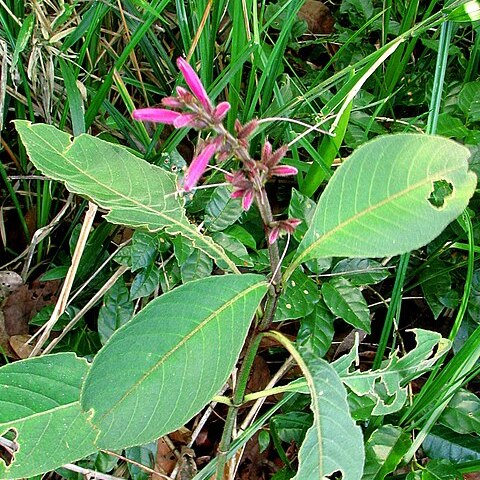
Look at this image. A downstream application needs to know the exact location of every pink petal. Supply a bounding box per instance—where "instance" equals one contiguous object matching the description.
[173,113,198,128]
[231,189,246,199]
[183,142,218,192]
[270,165,298,176]
[177,57,212,111]
[162,96,183,108]
[213,102,231,121]
[268,227,280,245]
[132,108,181,124]
[242,190,254,211]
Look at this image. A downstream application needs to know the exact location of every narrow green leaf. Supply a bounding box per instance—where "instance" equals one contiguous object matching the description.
[362,425,411,480]
[322,277,371,333]
[14,121,238,273]
[0,353,97,479]
[81,274,267,449]
[289,134,476,276]
[11,14,34,67]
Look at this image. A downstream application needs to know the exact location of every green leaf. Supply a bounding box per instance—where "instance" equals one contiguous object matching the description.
[130,264,160,300]
[292,349,365,480]
[332,258,390,286]
[459,81,480,122]
[0,353,97,479]
[275,269,319,321]
[12,14,34,67]
[15,121,238,273]
[290,134,476,274]
[335,329,449,416]
[180,248,213,283]
[288,189,316,242]
[131,231,159,272]
[439,389,480,434]
[421,262,453,319]
[419,459,462,479]
[81,274,267,449]
[423,425,480,463]
[98,277,133,344]
[322,277,371,333]
[212,232,253,269]
[362,425,411,480]
[296,300,335,358]
[125,444,157,480]
[204,186,243,233]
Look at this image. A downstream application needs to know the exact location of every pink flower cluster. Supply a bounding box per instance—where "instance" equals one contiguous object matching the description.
[133,57,300,244]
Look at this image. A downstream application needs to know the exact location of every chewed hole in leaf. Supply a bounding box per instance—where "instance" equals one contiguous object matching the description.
[428,180,453,208]
[0,429,18,467]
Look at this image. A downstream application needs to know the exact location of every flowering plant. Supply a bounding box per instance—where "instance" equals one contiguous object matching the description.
[133,58,300,246]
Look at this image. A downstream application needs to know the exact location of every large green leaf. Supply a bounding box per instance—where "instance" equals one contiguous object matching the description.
[15,121,238,272]
[270,332,365,480]
[288,134,476,274]
[81,274,267,449]
[0,353,97,479]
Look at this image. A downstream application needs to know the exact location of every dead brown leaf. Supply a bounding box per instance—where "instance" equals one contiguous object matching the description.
[298,0,335,34]
[3,279,60,336]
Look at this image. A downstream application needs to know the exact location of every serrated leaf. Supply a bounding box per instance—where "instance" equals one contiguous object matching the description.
[180,248,213,283]
[296,300,335,358]
[322,277,371,333]
[332,258,390,286]
[288,189,316,242]
[212,232,253,269]
[130,264,160,300]
[15,121,238,273]
[81,274,267,449]
[290,134,476,272]
[423,425,480,463]
[0,353,97,479]
[275,269,319,321]
[439,389,480,434]
[131,231,159,272]
[421,262,453,319]
[459,81,480,122]
[362,425,411,480]
[204,186,243,232]
[98,277,133,344]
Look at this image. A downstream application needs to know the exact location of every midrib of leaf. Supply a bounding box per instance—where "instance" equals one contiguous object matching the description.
[22,123,239,273]
[96,281,266,420]
[288,162,463,276]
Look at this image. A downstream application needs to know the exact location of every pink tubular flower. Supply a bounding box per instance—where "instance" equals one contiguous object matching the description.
[226,171,255,211]
[177,57,213,112]
[268,218,302,244]
[183,142,218,192]
[132,108,182,124]
[270,165,298,176]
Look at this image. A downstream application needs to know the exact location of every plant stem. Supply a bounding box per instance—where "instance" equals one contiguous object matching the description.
[216,333,263,479]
